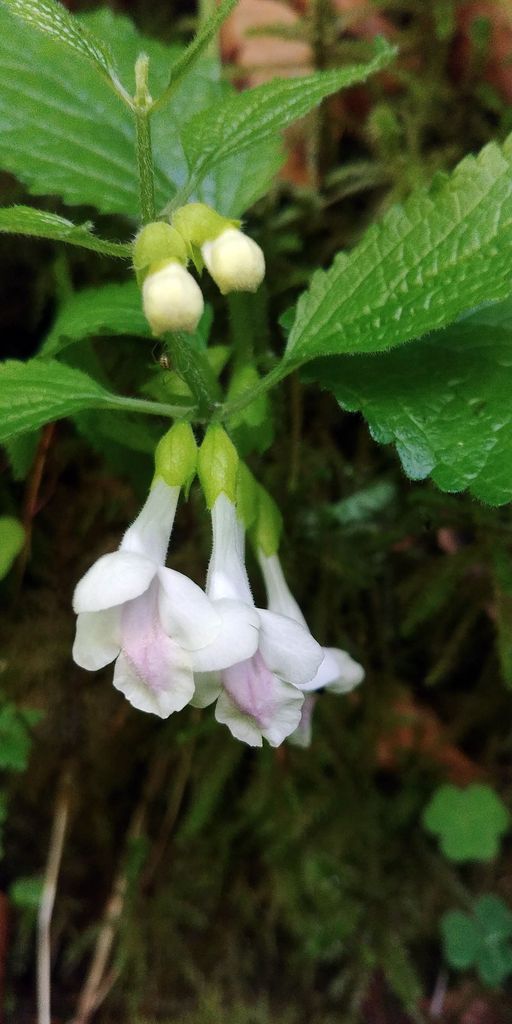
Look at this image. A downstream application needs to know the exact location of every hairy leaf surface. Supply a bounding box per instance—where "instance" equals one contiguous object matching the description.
[287,137,512,364]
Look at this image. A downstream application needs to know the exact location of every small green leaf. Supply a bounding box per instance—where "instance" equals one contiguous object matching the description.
[286,135,512,365]
[423,784,509,862]
[0,517,25,579]
[9,875,43,911]
[154,0,239,111]
[0,703,37,771]
[441,911,481,969]
[305,296,512,505]
[4,0,130,103]
[41,281,150,357]
[441,896,512,989]
[0,206,131,258]
[180,39,396,193]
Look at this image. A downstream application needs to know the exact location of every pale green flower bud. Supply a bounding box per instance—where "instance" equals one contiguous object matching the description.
[153,421,197,491]
[133,222,188,285]
[252,485,283,557]
[142,260,204,336]
[198,426,239,509]
[201,228,265,295]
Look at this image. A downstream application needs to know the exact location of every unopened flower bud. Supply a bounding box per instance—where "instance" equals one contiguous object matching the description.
[142,260,204,335]
[201,228,265,294]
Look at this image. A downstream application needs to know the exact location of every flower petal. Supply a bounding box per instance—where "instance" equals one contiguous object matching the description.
[121,479,179,565]
[115,582,195,717]
[258,552,307,625]
[207,494,253,604]
[157,568,222,650]
[288,694,317,748]
[190,598,259,672]
[257,608,323,687]
[72,609,121,671]
[73,551,156,613]
[190,671,222,709]
[301,647,365,693]
[217,650,304,747]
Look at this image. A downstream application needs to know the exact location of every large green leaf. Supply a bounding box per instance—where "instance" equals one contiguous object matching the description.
[0,5,287,219]
[41,281,150,357]
[180,40,396,195]
[0,358,185,441]
[4,0,129,102]
[0,206,131,257]
[286,136,512,365]
[306,295,512,505]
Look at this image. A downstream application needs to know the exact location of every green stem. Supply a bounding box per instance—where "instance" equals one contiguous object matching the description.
[166,334,221,419]
[134,55,156,225]
[214,363,290,422]
[105,395,196,420]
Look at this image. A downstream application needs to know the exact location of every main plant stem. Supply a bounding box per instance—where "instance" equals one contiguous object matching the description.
[134,55,155,225]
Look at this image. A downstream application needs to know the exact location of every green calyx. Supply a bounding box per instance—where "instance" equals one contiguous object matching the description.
[236,463,258,531]
[133,222,189,285]
[172,203,240,250]
[198,425,239,509]
[153,421,197,491]
[252,485,283,557]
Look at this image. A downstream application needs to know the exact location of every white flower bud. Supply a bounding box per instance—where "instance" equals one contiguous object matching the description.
[142,261,204,335]
[201,228,265,294]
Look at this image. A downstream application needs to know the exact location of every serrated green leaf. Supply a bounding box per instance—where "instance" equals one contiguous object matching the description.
[286,135,512,365]
[0,5,285,220]
[154,0,239,111]
[0,358,183,441]
[41,281,150,357]
[2,431,39,480]
[179,39,396,194]
[306,296,512,505]
[0,516,25,579]
[4,0,129,102]
[0,206,131,257]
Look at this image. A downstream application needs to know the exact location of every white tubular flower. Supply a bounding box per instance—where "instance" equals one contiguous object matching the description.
[142,260,204,335]
[258,550,365,696]
[201,228,265,295]
[72,425,258,719]
[192,494,323,748]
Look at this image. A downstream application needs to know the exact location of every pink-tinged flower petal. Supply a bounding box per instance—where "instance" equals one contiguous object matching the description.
[190,598,259,672]
[216,650,304,747]
[288,694,317,748]
[301,647,365,693]
[207,494,253,604]
[158,567,222,650]
[72,608,121,671]
[258,552,306,625]
[114,581,194,718]
[257,608,323,687]
[190,671,222,709]
[121,479,179,565]
[73,551,156,614]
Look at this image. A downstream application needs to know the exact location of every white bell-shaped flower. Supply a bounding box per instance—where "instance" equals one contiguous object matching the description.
[192,495,323,747]
[201,228,265,295]
[258,551,364,694]
[142,260,204,335]
[72,481,258,719]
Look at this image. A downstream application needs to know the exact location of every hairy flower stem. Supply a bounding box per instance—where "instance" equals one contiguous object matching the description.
[134,55,156,225]
[166,332,222,418]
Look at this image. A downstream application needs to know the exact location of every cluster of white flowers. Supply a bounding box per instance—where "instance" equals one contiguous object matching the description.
[72,425,364,748]
[136,204,265,337]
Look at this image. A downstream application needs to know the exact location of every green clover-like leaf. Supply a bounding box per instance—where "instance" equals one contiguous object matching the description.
[442,896,512,988]
[423,784,509,862]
